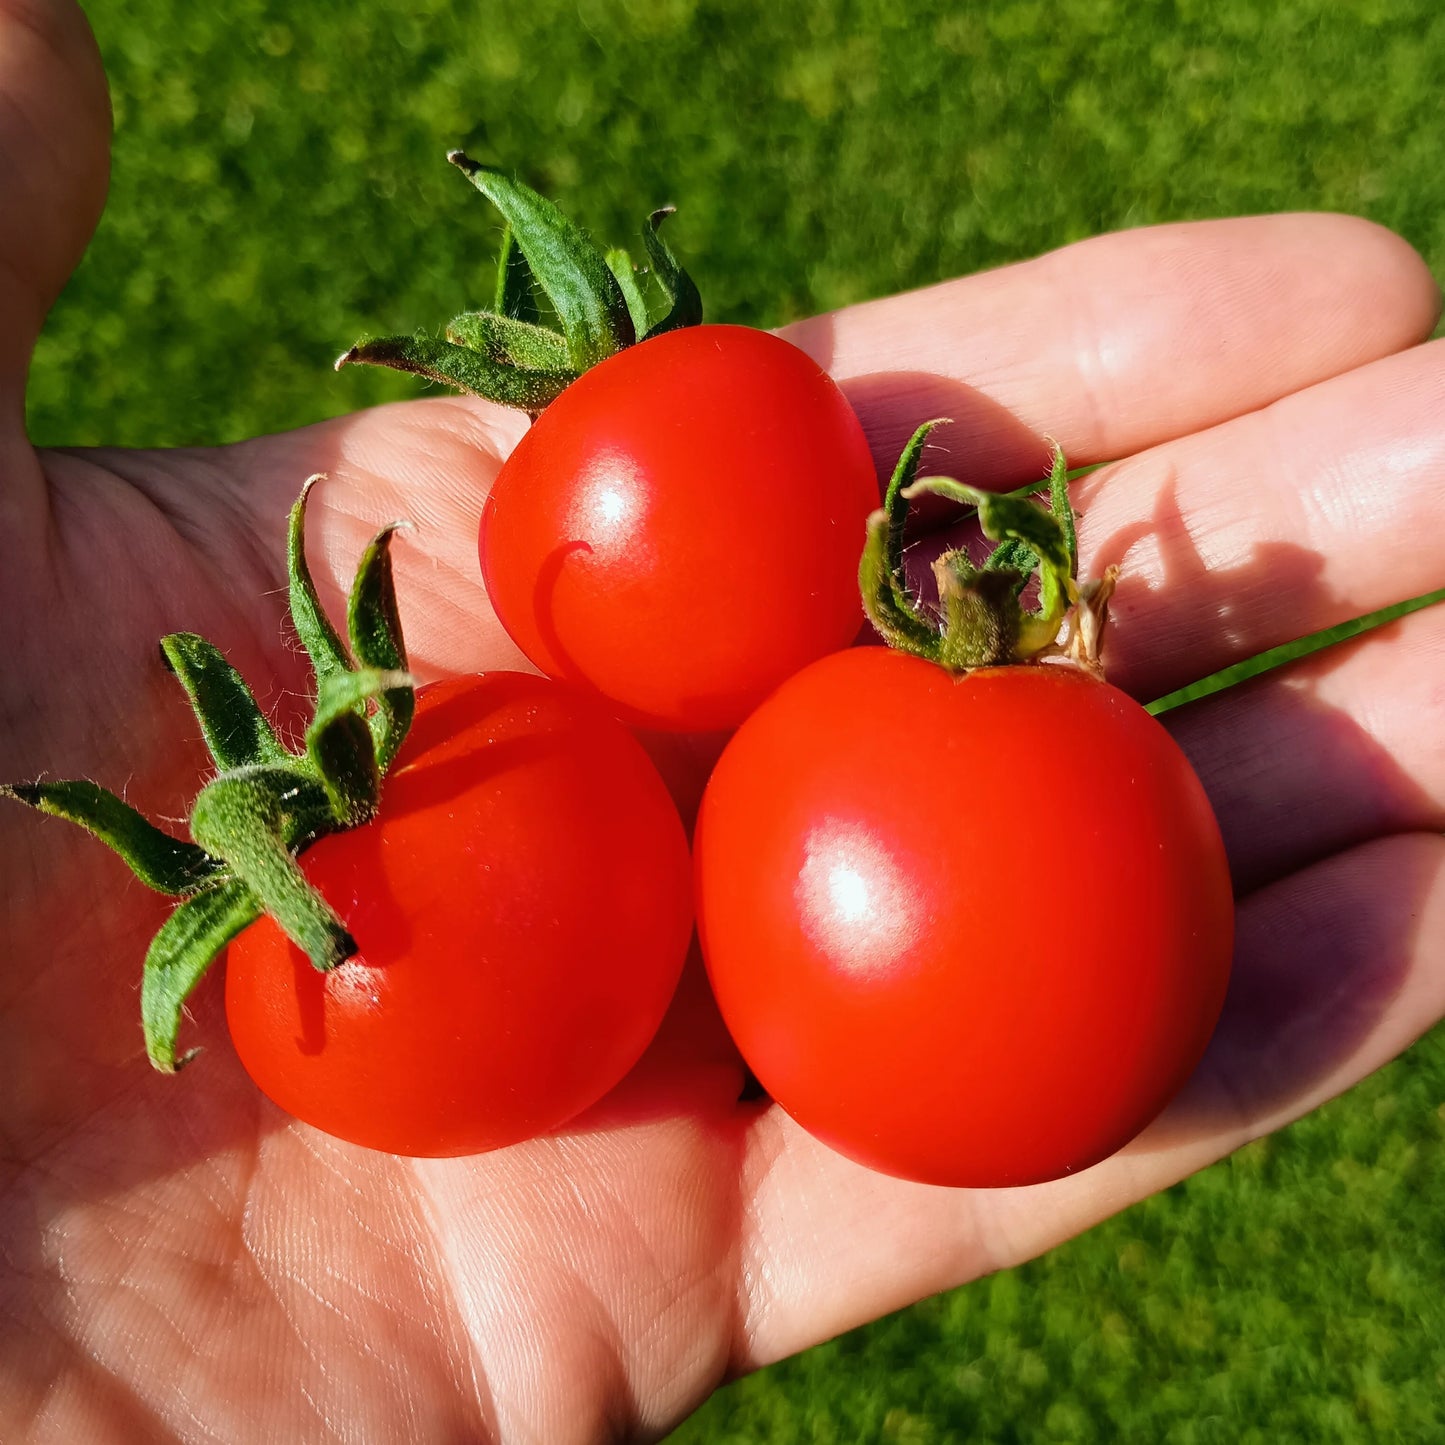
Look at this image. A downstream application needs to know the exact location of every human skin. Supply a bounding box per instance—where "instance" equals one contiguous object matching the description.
[3,3,1445,1442]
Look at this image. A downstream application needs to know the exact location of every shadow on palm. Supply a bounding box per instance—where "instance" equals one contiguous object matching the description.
[1082,468,1434,1146]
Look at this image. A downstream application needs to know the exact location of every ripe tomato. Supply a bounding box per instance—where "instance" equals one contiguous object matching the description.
[225,673,694,1156]
[479,324,879,732]
[694,650,1234,1188]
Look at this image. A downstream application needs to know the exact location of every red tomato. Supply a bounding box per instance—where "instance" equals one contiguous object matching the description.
[694,651,1234,1188]
[225,673,693,1156]
[479,324,879,732]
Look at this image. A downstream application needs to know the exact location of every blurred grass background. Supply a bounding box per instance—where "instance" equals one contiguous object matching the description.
[33,0,1445,1438]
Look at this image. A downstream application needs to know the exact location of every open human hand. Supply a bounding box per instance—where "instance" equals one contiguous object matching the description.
[3,4,1443,1441]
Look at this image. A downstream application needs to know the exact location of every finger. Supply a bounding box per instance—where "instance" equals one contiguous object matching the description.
[208,219,1433,687]
[782,214,1440,485]
[107,220,1438,705]
[736,831,1445,1369]
[1074,337,1445,700]
[1168,602,1445,893]
[217,215,1440,674]
[0,0,110,425]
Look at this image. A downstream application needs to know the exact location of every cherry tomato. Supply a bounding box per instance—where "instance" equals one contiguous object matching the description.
[479,324,879,732]
[225,673,694,1156]
[694,650,1234,1188]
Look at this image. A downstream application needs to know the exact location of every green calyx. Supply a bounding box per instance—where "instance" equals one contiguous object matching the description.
[335,152,703,415]
[860,420,1116,672]
[0,478,416,1072]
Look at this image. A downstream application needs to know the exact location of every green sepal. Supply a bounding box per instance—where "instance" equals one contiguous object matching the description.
[288,476,350,687]
[980,538,1036,587]
[859,430,1083,670]
[980,444,1075,586]
[884,421,943,616]
[343,155,704,412]
[190,764,356,973]
[957,485,1073,587]
[447,150,635,369]
[444,310,571,371]
[1046,442,1077,575]
[978,543,1035,598]
[307,709,379,828]
[305,668,412,825]
[0,780,223,895]
[606,248,651,337]
[858,510,942,661]
[494,223,541,324]
[858,420,952,660]
[346,525,414,772]
[902,476,1074,656]
[142,880,261,1072]
[336,333,577,416]
[4,476,426,1075]
[160,633,294,771]
[641,208,703,338]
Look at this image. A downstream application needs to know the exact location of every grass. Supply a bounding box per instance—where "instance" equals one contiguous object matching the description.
[34,0,1445,1438]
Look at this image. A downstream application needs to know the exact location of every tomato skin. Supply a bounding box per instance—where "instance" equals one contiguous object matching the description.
[479,324,879,732]
[694,651,1234,1188]
[224,674,693,1157]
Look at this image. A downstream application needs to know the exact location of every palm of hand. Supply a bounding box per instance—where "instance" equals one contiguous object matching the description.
[7,408,755,1440]
[3,5,1444,1441]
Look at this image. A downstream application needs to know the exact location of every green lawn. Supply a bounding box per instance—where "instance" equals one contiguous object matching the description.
[37,0,1445,1438]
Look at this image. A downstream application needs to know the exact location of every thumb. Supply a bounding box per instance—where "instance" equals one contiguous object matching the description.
[0,0,110,429]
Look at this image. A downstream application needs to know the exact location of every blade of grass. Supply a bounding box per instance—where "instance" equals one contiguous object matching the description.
[1148,587,1445,715]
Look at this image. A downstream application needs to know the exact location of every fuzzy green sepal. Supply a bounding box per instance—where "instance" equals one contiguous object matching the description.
[3,478,419,1071]
[861,424,1093,670]
[336,152,703,415]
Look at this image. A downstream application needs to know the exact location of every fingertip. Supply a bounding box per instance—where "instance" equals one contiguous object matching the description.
[1317,211,1442,343]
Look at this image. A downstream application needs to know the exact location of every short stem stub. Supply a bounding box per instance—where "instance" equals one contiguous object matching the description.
[1060,565,1120,678]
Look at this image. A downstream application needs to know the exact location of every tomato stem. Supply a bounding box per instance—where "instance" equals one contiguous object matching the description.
[189,767,358,973]
[337,155,704,415]
[859,424,1109,671]
[1,479,423,1070]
